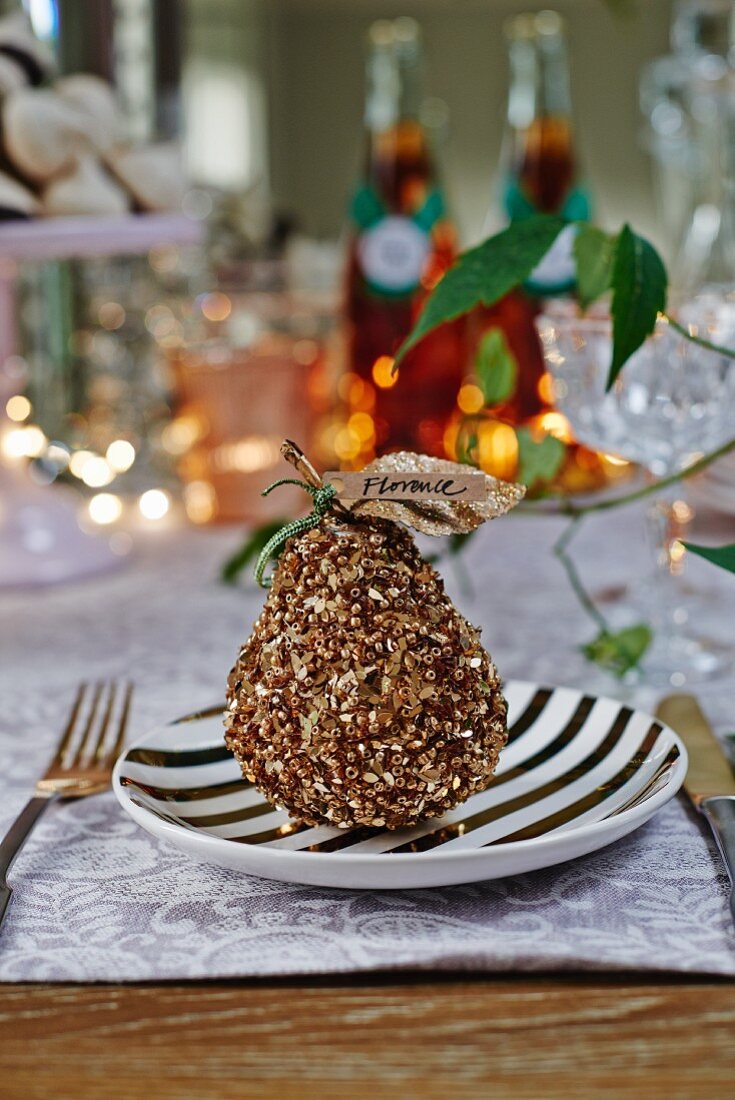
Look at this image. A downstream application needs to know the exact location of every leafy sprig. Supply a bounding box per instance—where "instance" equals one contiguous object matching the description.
[396,215,565,365]
[394,214,735,390]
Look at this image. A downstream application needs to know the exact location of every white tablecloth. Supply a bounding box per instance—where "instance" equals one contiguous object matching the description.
[2,503,735,980]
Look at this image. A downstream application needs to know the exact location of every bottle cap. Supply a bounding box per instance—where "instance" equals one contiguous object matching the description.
[505,10,565,40]
[367,19,394,48]
[393,16,421,45]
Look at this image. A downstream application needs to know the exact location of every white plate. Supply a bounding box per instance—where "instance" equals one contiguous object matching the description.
[113,681,687,890]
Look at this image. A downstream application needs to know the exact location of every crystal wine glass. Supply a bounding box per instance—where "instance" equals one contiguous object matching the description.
[536,289,735,684]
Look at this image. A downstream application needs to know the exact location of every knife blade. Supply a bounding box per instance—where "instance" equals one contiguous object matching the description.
[656,693,735,922]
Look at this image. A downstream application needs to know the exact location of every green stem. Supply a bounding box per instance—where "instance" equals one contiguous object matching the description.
[664,315,735,362]
[523,433,735,519]
[552,517,610,634]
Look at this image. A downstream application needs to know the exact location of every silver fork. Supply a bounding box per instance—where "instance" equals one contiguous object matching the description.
[0,680,133,931]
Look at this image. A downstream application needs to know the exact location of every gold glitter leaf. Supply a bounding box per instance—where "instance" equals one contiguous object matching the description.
[343,452,525,536]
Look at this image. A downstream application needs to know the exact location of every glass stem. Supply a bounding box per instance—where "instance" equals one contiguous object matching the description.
[643,481,695,634]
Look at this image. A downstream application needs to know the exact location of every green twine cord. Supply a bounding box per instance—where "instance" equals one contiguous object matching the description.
[255,478,337,588]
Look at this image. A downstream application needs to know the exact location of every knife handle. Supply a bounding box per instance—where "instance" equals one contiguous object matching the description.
[700,796,735,922]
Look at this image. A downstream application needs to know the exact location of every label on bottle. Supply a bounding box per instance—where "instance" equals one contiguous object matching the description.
[503,179,591,296]
[525,223,578,296]
[357,215,431,295]
[350,184,445,297]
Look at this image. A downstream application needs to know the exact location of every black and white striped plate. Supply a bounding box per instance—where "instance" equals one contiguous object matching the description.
[112,681,687,889]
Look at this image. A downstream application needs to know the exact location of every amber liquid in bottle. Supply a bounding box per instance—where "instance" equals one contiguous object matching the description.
[344,19,465,460]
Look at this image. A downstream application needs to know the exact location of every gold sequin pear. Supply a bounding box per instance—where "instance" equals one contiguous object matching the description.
[224,443,516,831]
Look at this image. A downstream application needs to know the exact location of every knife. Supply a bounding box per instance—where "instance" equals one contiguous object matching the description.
[656,693,735,922]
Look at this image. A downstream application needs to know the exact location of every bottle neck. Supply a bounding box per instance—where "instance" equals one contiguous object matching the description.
[362,44,436,206]
[507,32,572,129]
[504,30,582,216]
[365,45,423,133]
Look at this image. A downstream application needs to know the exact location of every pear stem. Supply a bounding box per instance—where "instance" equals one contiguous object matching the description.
[280,440,323,488]
[279,439,353,518]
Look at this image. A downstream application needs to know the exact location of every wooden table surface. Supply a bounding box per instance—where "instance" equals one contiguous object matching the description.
[2,975,734,1099]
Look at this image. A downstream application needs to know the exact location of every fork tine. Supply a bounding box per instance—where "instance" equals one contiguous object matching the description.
[50,683,88,767]
[71,681,105,766]
[103,682,133,766]
[91,681,118,762]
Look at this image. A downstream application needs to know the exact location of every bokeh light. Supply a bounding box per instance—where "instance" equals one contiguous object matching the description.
[139,489,170,520]
[457,384,484,415]
[184,480,216,524]
[5,395,31,422]
[200,292,232,323]
[80,456,115,488]
[2,425,47,459]
[371,355,397,389]
[88,493,123,525]
[106,439,136,472]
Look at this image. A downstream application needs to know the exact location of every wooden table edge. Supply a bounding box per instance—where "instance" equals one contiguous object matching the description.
[2,972,735,1098]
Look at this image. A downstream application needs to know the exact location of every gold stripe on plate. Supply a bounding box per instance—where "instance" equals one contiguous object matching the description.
[178,800,277,828]
[506,687,554,744]
[119,777,272,826]
[129,796,196,831]
[119,775,250,802]
[492,695,599,790]
[307,825,379,853]
[603,747,680,818]
[125,744,232,767]
[486,722,666,845]
[230,820,312,845]
[172,705,225,725]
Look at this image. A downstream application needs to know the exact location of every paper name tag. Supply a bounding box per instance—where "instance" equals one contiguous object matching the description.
[325,471,487,502]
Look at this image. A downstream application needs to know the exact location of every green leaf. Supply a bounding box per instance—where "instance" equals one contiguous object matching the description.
[683,542,735,576]
[448,531,475,556]
[220,520,287,584]
[573,224,616,311]
[516,427,566,489]
[394,214,566,368]
[582,624,652,678]
[608,224,667,390]
[475,327,518,406]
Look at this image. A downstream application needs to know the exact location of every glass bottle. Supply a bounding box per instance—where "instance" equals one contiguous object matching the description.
[343,17,465,462]
[640,0,735,275]
[466,10,612,493]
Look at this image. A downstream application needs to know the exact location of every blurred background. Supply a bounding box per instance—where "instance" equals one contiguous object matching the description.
[0,0,733,589]
[254,0,673,243]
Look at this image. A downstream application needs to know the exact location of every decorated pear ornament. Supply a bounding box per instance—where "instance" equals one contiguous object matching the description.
[225,442,524,831]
